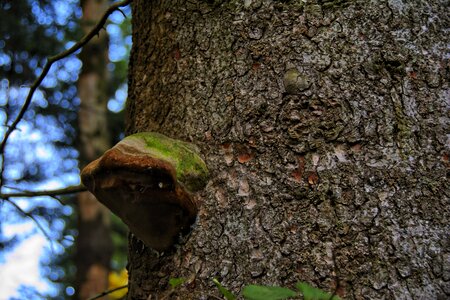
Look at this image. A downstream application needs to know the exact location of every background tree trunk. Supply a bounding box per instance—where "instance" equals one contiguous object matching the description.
[125,0,449,299]
[76,0,113,298]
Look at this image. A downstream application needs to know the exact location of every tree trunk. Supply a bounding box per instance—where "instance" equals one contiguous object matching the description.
[76,0,113,298]
[125,0,449,299]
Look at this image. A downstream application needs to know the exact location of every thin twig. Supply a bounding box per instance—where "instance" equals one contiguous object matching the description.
[48,194,65,206]
[2,198,55,252]
[0,184,86,198]
[2,185,67,205]
[87,284,128,300]
[117,8,127,19]
[0,0,133,186]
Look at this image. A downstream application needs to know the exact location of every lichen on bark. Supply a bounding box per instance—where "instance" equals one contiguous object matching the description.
[125,0,449,299]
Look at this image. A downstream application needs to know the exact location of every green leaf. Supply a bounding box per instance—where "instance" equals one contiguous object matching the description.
[296,282,341,300]
[212,278,236,300]
[169,277,185,289]
[243,285,297,300]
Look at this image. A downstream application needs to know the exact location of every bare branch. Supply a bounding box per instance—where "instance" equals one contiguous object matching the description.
[0,0,133,185]
[48,194,66,206]
[2,198,55,252]
[0,184,86,198]
[117,8,127,19]
[87,285,128,300]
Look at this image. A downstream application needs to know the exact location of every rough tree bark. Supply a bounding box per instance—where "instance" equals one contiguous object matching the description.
[125,0,449,299]
[76,0,113,298]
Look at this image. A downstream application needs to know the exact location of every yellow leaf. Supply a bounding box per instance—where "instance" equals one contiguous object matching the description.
[108,269,128,299]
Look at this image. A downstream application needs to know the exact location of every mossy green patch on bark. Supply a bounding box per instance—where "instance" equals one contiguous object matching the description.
[390,92,413,157]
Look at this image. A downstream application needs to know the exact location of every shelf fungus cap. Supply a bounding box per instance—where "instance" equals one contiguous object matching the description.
[81,132,209,251]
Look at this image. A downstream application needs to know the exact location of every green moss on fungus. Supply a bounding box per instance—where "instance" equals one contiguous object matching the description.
[127,132,209,192]
[81,132,207,250]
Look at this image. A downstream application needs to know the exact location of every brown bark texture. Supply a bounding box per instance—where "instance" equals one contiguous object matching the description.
[125,0,449,299]
[76,0,113,298]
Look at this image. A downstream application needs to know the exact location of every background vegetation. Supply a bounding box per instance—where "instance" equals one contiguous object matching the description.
[0,1,131,298]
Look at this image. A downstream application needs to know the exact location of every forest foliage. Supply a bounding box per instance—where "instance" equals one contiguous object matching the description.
[0,0,131,298]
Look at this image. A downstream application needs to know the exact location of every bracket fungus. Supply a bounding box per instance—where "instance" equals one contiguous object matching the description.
[81,132,209,251]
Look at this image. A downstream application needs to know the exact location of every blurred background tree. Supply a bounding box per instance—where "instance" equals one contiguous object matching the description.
[0,0,131,299]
